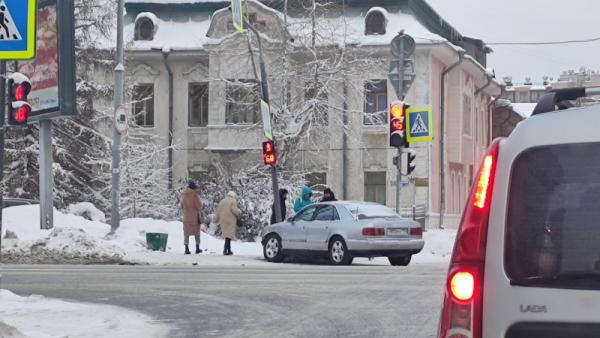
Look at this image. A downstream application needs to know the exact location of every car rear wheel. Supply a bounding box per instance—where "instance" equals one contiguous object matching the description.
[263,234,284,263]
[388,255,411,266]
[329,236,353,265]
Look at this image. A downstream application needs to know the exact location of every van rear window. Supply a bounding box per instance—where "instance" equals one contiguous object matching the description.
[506,143,600,289]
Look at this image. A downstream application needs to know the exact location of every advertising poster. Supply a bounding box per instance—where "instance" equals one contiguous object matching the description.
[17,3,58,113]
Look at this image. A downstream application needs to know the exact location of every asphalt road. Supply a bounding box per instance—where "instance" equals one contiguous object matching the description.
[0,263,447,338]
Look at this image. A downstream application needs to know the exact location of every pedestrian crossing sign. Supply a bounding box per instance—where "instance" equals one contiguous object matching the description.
[406,106,434,143]
[0,0,36,60]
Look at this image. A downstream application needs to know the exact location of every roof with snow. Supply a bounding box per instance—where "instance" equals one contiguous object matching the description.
[512,103,538,118]
[122,0,471,52]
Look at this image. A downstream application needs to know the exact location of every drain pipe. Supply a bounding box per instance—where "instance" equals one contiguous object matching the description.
[487,85,506,142]
[161,49,174,190]
[439,50,464,229]
[475,73,493,96]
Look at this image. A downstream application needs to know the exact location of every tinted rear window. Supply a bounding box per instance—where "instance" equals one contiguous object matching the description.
[506,143,600,289]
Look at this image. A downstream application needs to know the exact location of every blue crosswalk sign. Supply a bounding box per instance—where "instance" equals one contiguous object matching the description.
[406,106,434,143]
[0,0,36,60]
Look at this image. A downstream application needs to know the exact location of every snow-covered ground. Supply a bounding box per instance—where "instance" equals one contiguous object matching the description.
[0,205,455,266]
[0,289,168,338]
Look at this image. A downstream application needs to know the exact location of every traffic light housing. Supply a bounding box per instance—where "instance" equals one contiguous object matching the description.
[262,141,277,166]
[389,100,409,147]
[407,151,416,176]
[8,73,32,126]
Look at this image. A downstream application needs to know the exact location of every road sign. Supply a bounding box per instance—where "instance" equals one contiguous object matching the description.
[115,105,128,134]
[406,106,434,143]
[231,0,245,33]
[0,0,37,60]
[261,100,273,141]
[391,33,415,59]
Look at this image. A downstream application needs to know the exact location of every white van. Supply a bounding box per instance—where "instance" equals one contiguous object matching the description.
[438,88,600,338]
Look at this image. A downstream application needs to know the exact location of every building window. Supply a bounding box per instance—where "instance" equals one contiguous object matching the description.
[518,91,530,103]
[188,83,209,127]
[134,16,155,41]
[463,95,472,136]
[364,80,387,125]
[306,172,327,192]
[305,81,328,125]
[364,172,386,205]
[132,84,154,127]
[225,79,260,124]
[365,10,386,35]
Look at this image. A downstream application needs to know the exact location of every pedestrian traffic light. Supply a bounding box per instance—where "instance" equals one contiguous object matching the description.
[389,100,408,147]
[407,151,416,176]
[262,140,277,166]
[7,73,32,126]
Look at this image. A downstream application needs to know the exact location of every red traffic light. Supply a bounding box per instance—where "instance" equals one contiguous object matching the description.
[390,102,405,118]
[262,141,277,166]
[389,100,409,147]
[14,83,31,101]
[392,120,404,131]
[14,105,31,124]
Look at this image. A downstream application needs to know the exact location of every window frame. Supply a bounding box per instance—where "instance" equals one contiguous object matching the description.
[314,205,339,222]
[364,171,387,205]
[364,79,388,125]
[365,10,386,35]
[132,83,155,128]
[225,79,260,125]
[188,82,209,127]
[134,17,155,41]
[294,205,319,222]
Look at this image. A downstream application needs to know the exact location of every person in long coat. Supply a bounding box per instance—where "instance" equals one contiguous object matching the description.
[215,191,241,255]
[181,181,203,255]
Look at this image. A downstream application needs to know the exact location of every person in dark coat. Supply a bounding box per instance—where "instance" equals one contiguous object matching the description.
[320,188,337,202]
[270,189,289,224]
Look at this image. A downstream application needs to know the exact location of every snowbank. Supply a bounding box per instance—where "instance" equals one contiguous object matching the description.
[66,202,106,222]
[0,289,168,338]
[1,205,456,266]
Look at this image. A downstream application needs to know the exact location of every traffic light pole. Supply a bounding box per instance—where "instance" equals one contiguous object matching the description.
[110,0,125,232]
[394,34,406,214]
[0,60,5,261]
[246,22,282,223]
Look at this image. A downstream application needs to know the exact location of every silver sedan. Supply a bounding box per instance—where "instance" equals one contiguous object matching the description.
[260,201,425,266]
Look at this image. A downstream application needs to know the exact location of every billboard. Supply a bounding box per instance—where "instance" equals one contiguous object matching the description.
[17,0,75,120]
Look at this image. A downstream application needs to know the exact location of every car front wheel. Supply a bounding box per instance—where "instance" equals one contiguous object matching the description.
[263,234,284,263]
[388,255,411,266]
[329,236,353,265]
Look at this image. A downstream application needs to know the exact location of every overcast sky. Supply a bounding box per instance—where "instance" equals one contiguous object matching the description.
[426,0,600,84]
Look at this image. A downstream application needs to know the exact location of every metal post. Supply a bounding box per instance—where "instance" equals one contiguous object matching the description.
[111,0,125,232]
[0,61,6,260]
[39,119,53,229]
[394,34,405,214]
[247,23,282,223]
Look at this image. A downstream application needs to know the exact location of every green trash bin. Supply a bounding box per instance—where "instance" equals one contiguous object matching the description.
[146,233,168,252]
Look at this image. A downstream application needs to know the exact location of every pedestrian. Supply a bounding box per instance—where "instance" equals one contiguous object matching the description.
[215,191,241,255]
[181,180,203,255]
[293,186,313,213]
[320,188,337,202]
[270,189,289,224]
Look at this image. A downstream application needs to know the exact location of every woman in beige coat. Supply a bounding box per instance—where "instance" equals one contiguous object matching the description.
[181,181,203,255]
[215,191,241,255]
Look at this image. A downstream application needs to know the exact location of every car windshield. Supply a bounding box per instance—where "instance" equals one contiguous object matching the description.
[344,204,400,220]
[506,142,600,289]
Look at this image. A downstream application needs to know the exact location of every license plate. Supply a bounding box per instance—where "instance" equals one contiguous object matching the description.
[387,228,408,236]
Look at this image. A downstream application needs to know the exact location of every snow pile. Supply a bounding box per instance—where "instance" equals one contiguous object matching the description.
[0,289,168,338]
[413,229,456,263]
[3,227,125,264]
[66,202,106,222]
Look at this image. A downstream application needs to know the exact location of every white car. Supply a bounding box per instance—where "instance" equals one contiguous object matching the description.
[438,87,600,338]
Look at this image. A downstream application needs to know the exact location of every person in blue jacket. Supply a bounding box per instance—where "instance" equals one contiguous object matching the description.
[293,186,313,213]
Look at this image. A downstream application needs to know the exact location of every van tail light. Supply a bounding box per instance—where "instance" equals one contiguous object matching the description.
[438,139,501,338]
[362,227,385,236]
[410,227,423,237]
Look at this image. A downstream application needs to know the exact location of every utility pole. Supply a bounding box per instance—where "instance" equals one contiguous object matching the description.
[111,0,125,232]
[0,61,5,261]
[246,22,282,223]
